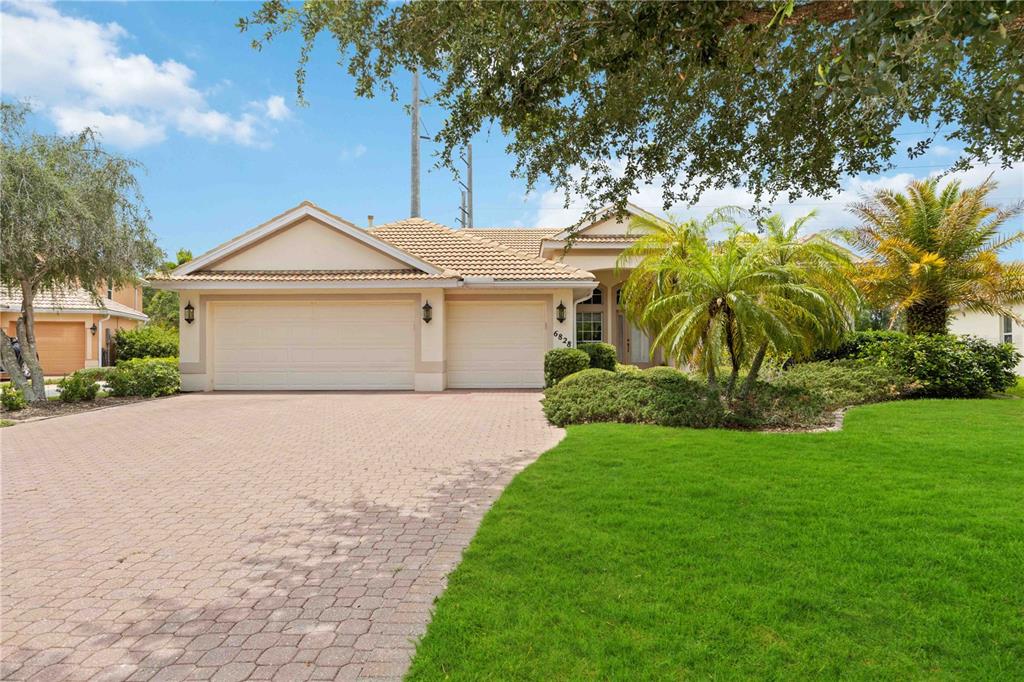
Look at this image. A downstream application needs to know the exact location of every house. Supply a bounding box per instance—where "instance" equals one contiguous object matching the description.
[1,284,147,375]
[150,200,659,392]
[949,305,1024,374]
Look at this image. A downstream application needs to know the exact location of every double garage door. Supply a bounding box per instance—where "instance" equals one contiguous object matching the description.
[211,299,547,390]
[6,321,85,376]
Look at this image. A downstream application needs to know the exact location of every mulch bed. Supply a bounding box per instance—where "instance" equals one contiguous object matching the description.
[1,396,151,423]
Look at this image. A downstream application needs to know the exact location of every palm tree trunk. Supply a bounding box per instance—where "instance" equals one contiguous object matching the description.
[906,300,949,335]
[725,316,741,397]
[740,341,769,396]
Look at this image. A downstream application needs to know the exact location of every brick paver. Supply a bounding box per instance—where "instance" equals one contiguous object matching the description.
[1,392,564,681]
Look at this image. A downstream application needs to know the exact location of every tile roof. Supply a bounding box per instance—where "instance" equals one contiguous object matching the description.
[0,287,147,320]
[562,233,638,243]
[152,269,455,282]
[459,228,561,255]
[370,218,593,281]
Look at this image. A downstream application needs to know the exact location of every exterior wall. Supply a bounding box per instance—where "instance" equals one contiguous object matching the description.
[95,284,144,313]
[950,306,1024,374]
[173,287,575,392]
[208,218,409,271]
[580,215,650,235]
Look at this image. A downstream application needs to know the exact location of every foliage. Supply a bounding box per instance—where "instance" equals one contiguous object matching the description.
[408,400,1024,680]
[725,382,829,428]
[241,2,1024,219]
[812,330,909,361]
[1007,377,1024,398]
[544,348,590,388]
[542,367,725,428]
[0,101,161,400]
[846,177,1024,335]
[73,366,116,383]
[58,372,99,403]
[114,325,179,361]
[107,357,180,398]
[143,248,192,328]
[768,360,915,409]
[1,384,27,411]
[577,342,617,371]
[871,334,1020,397]
[619,212,854,395]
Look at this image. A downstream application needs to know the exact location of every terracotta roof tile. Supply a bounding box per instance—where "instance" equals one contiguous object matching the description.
[459,228,561,254]
[152,269,454,282]
[370,219,592,281]
[568,233,638,243]
[0,287,147,320]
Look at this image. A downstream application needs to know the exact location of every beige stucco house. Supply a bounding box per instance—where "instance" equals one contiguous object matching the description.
[151,201,659,392]
[1,285,147,376]
[949,304,1024,374]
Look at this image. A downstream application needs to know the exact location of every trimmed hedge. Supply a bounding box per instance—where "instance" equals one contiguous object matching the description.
[577,342,617,371]
[543,367,725,428]
[108,357,180,397]
[544,348,590,387]
[768,360,915,409]
[870,334,1020,397]
[58,372,99,403]
[73,366,117,383]
[114,325,179,361]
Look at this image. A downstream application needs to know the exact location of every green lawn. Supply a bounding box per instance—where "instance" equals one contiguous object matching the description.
[408,400,1024,680]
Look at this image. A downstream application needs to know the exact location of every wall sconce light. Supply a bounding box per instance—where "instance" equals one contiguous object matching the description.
[422,301,432,323]
[184,301,195,324]
[90,323,98,336]
[556,301,566,323]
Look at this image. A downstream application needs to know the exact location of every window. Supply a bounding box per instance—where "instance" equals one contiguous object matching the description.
[580,287,603,305]
[106,281,113,299]
[576,311,603,344]
[1002,315,1014,344]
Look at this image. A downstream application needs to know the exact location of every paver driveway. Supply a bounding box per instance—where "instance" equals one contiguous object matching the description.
[1,392,564,681]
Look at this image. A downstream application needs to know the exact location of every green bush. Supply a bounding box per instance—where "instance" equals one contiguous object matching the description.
[1,385,28,411]
[872,334,1020,398]
[560,368,616,385]
[813,330,908,361]
[542,369,724,428]
[725,383,829,429]
[768,360,915,409]
[114,325,179,361]
[615,363,641,373]
[74,366,116,383]
[577,342,617,371]
[108,357,180,397]
[58,372,99,403]
[544,348,590,387]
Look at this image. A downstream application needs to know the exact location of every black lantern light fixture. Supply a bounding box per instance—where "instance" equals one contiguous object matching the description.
[89,323,98,336]
[556,300,566,323]
[422,300,432,323]
[184,301,195,325]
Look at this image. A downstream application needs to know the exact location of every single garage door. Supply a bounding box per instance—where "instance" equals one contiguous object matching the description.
[212,300,416,390]
[446,300,547,388]
[7,321,85,376]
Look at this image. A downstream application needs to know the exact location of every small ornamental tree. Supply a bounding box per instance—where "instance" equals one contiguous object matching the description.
[0,102,162,401]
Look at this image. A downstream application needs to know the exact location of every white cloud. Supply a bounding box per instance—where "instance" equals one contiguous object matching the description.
[0,0,288,148]
[340,144,367,161]
[51,107,166,148]
[263,95,291,121]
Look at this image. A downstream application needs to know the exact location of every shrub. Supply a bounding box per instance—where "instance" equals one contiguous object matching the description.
[108,357,180,397]
[1,385,28,411]
[544,348,590,387]
[872,334,1020,398]
[58,372,99,403]
[542,369,724,428]
[813,330,908,361]
[725,382,828,429]
[768,360,915,409]
[577,342,617,371]
[114,325,179,361]
[74,366,116,383]
[560,368,616,385]
[615,363,641,373]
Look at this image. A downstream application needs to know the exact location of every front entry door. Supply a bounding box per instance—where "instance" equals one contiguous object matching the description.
[629,324,651,364]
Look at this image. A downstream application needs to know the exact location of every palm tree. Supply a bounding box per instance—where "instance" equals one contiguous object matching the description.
[846,177,1024,335]
[621,221,851,396]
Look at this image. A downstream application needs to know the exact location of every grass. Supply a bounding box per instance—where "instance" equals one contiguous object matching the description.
[408,400,1024,680]
[0,419,14,428]
[1006,376,1024,398]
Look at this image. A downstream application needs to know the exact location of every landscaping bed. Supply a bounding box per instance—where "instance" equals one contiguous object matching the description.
[408,399,1024,679]
[1,394,153,423]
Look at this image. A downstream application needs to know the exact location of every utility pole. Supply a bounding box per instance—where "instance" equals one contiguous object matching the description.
[466,143,473,228]
[410,70,420,218]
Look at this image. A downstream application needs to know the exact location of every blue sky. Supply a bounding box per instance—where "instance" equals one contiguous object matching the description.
[2,0,1022,260]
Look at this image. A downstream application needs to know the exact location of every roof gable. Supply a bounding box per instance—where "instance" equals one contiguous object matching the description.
[177,202,444,276]
[549,202,663,241]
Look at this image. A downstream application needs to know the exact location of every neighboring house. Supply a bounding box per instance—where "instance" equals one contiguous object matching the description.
[1,284,147,375]
[150,200,659,392]
[949,305,1024,374]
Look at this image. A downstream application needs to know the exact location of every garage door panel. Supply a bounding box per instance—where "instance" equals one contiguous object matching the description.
[213,301,415,390]
[6,321,85,376]
[446,301,546,389]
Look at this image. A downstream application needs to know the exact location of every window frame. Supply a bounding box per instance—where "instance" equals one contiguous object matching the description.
[1002,315,1014,344]
[575,311,604,344]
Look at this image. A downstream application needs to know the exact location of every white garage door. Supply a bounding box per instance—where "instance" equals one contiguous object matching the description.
[212,300,415,390]
[446,300,547,388]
